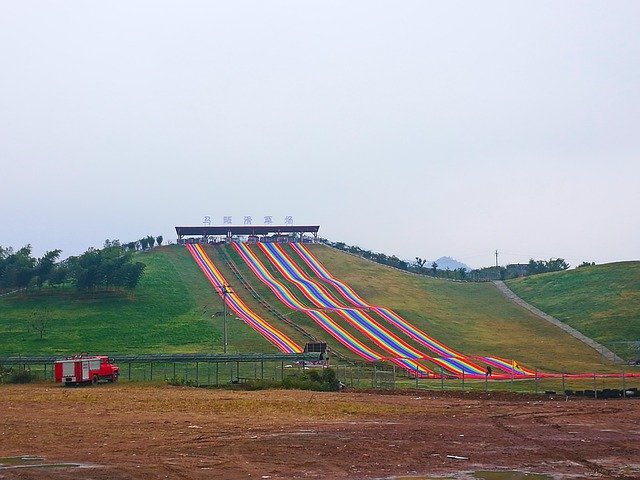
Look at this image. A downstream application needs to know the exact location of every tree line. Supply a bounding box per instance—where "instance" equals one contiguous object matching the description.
[0,235,162,293]
[320,239,572,281]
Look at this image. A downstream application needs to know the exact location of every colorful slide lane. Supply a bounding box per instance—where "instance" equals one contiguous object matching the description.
[291,242,464,359]
[258,243,513,377]
[186,243,302,354]
[233,242,432,376]
[257,242,435,365]
[232,242,382,362]
[288,244,640,379]
[289,243,534,377]
[477,356,537,377]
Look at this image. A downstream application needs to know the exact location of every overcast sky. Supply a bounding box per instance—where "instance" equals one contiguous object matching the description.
[1,1,638,268]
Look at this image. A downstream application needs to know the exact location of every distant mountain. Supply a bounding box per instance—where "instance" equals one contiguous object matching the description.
[430,256,470,272]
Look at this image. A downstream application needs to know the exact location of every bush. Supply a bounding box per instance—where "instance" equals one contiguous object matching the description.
[0,366,34,384]
[165,376,196,387]
[282,368,342,392]
[165,368,343,392]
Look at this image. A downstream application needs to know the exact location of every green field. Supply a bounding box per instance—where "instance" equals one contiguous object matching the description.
[1,244,636,374]
[306,245,619,372]
[505,261,640,345]
[0,246,274,357]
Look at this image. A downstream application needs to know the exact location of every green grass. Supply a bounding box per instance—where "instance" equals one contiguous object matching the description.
[505,261,640,344]
[1,243,636,376]
[0,246,267,356]
[306,244,621,373]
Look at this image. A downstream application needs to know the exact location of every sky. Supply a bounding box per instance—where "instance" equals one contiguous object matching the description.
[1,1,638,269]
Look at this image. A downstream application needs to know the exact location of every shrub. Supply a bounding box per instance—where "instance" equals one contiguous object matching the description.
[0,366,34,384]
[165,376,196,387]
[282,368,342,391]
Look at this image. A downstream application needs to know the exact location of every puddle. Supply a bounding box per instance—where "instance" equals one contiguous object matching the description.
[0,456,45,466]
[472,472,552,480]
[394,471,553,480]
[0,456,86,470]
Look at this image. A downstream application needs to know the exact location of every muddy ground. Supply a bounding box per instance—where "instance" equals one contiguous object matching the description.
[1,384,639,479]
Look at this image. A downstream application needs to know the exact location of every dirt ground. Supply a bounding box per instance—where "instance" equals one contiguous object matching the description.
[1,384,639,480]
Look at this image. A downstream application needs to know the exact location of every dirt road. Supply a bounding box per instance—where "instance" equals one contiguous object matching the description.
[1,384,639,479]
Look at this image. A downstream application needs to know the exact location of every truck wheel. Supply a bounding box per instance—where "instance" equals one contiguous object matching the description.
[92,375,99,385]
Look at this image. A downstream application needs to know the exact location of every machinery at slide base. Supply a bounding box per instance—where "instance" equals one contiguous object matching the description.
[54,354,119,386]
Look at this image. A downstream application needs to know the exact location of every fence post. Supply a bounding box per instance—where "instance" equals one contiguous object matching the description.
[561,371,565,393]
[484,372,488,392]
[622,369,626,397]
[261,361,264,380]
[593,373,597,399]
[461,370,465,391]
[440,367,444,391]
[393,365,396,389]
[415,363,419,389]
[535,368,538,394]
[150,363,153,381]
[128,362,131,381]
[196,362,199,387]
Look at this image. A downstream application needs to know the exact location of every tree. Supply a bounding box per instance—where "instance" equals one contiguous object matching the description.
[527,258,569,275]
[146,235,156,248]
[68,242,146,292]
[431,262,438,275]
[415,257,427,269]
[119,261,145,289]
[156,235,163,246]
[35,249,62,288]
[456,267,467,280]
[0,246,36,289]
[546,258,569,272]
[139,238,149,250]
[30,309,51,340]
[578,261,596,268]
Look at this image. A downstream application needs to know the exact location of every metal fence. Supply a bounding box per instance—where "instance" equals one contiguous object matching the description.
[330,363,640,398]
[2,356,639,397]
[0,353,321,386]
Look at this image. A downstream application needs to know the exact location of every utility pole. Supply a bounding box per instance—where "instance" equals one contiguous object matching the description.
[218,284,232,354]
[495,250,499,268]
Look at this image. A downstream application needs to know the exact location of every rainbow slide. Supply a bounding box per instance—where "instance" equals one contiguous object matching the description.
[258,242,504,376]
[290,242,466,359]
[288,243,537,377]
[257,242,433,364]
[258,243,522,377]
[233,242,432,376]
[186,243,302,354]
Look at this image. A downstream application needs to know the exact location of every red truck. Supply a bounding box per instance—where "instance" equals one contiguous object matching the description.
[54,354,119,386]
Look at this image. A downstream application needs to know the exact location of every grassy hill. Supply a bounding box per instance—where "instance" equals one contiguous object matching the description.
[305,245,617,372]
[1,243,635,373]
[0,246,275,357]
[505,261,640,346]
